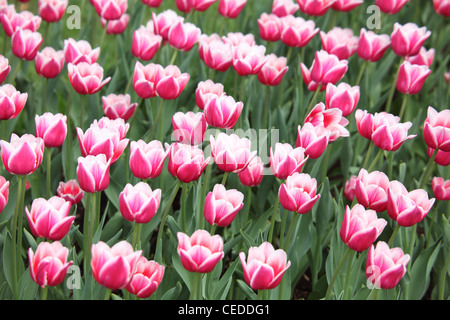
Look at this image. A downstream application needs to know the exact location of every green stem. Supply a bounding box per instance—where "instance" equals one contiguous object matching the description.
[362,142,374,169]
[41,285,48,300]
[221,171,229,186]
[148,98,165,141]
[439,250,450,300]
[367,288,379,300]
[131,222,142,250]
[387,223,401,247]
[46,148,52,198]
[9,58,22,84]
[419,148,438,189]
[83,192,92,275]
[263,85,270,129]
[41,78,48,114]
[355,60,368,87]
[321,145,331,183]
[343,250,356,300]
[80,94,86,129]
[305,85,322,118]
[283,213,299,253]
[385,59,403,113]
[169,49,179,65]
[243,187,252,225]
[367,148,384,172]
[325,246,352,300]
[398,94,409,119]
[190,272,203,300]
[104,288,112,300]
[267,196,280,245]
[181,182,189,232]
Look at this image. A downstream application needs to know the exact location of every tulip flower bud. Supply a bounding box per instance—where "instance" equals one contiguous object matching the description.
[100,13,129,35]
[0,84,27,120]
[0,7,41,37]
[278,172,320,214]
[344,175,357,202]
[320,27,359,60]
[172,111,207,146]
[204,94,243,129]
[167,142,210,183]
[257,13,283,42]
[232,42,268,76]
[355,168,391,213]
[154,65,190,100]
[63,38,100,65]
[119,182,161,224]
[390,22,431,57]
[357,29,391,62]
[35,47,65,79]
[129,140,169,180]
[68,62,111,95]
[257,54,289,87]
[35,112,67,148]
[195,80,225,110]
[38,0,68,22]
[238,155,264,187]
[280,15,319,48]
[305,102,349,142]
[131,25,163,61]
[325,82,360,117]
[432,177,450,201]
[204,184,244,227]
[11,27,43,61]
[423,107,450,153]
[270,142,308,180]
[167,20,201,52]
[151,9,184,41]
[296,122,330,159]
[332,0,363,11]
[126,256,165,298]
[102,93,137,122]
[57,179,84,205]
[0,133,44,175]
[0,55,11,84]
[396,61,431,95]
[76,154,111,193]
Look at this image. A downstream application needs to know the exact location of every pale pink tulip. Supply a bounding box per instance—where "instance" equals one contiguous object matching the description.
[131,25,163,61]
[257,53,289,86]
[423,106,450,152]
[35,47,65,78]
[320,27,359,60]
[272,0,299,17]
[102,93,137,122]
[67,62,111,95]
[100,13,129,35]
[63,38,100,65]
[172,111,207,145]
[201,39,233,72]
[195,79,225,110]
[231,42,268,76]
[257,13,283,42]
[280,15,319,48]
[270,142,308,180]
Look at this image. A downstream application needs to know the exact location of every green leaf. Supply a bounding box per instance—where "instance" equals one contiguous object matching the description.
[236,279,257,300]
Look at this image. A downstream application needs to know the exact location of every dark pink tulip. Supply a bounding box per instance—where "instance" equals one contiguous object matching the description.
[304,102,349,142]
[176,0,191,12]
[357,28,391,62]
[126,257,165,299]
[201,39,233,72]
[0,6,41,37]
[297,0,336,16]
[189,0,217,11]
[390,22,431,57]
[195,79,225,110]
[332,0,363,11]
[423,106,450,152]
[151,9,184,41]
[28,241,73,288]
[35,112,67,148]
[11,27,43,61]
[371,116,416,152]
[167,142,210,183]
[396,61,431,95]
[167,20,201,52]
[238,155,264,187]
[257,53,289,86]
[257,13,283,42]
[92,0,128,21]
[133,61,164,99]
[0,55,11,84]
[129,140,169,180]
[204,94,243,129]
[296,122,330,159]
[344,175,357,202]
[376,0,410,14]
[204,183,244,227]
[0,84,27,120]
[218,0,247,18]
[172,111,207,146]
[76,154,111,193]
[63,38,100,65]
[57,179,84,205]
[0,133,44,175]
[91,241,142,290]
[102,93,137,122]
[100,13,130,35]
[355,168,391,213]
[26,196,74,241]
[320,27,359,60]
[35,47,65,79]
[427,147,450,166]
[38,0,68,22]
[177,230,224,273]
[155,65,190,100]
[340,204,387,252]
[405,47,435,67]
[272,0,299,17]
[278,172,320,214]
[270,142,308,180]
[67,62,111,95]
[280,15,319,48]
[325,82,360,117]
[141,0,164,7]
[232,42,268,76]
[387,180,435,227]
[355,109,408,143]
[433,0,450,16]
[0,176,9,213]
[239,242,291,290]
[432,177,450,201]
[131,25,163,61]
[119,182,161,224]
[366,241,410,290]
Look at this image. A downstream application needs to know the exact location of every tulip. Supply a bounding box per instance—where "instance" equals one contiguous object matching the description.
[296,122,330,159]
[279,15,319,48]
[272,0,299,17]
[257,54,289,86]
[167,20,201,52]
[257,13,282,42]
[238,155,264,187]
[0,55,11,84]
[195,79,225,110]
[325,82,360,117]
[222,32,255,47]
[133,61,164,99]
[35,47,65,79]
[172,111,207,146]
[320,27,359,60]
[210,132,256,173]
[390,22,431,57]
[218,0,247,19]
[0,133,44,175]
[38,0,68,22]
[76,154,111,193]
[119,182,161,224]
[433,0,450,16]
[154,65,190,100]
[297,0,336,16]
[129,139,168,180]
[56,179,84,205]
[188,0,217,11]
[11,28,43,61]
[371,114,416,152]
[67,62,111,95]
[405,47,435,67]
[0,84,27,120]
[35,112,67,148]
[92,0,128,21]
[278,172,320,214]
[432,177,450,201]
[198,33,221,61]
[167,142,210,183]
[100,13,130,35]
[91,240,142,290]
[126,256,165,298]
[304,102,349,142]
[427,147,450,167]
[270,142,308,180]
[102,93,137,121]
[201,39,233,72]
[340,204,387,252]
[239,241,291,290]
[0,7,41,37]
[177,229,224,273]
[63,38,100,65]
[423,107,450,152]
[204,94,243,129]
[94,117,129,140]
[357,29,391,62]
[332,0,363,11]
[375,0,410,14]
[0,176,9,213]
[25,196,74,241]
[355,168,391,213]
[387,180,435,227]
[151,9,184,41]
[28,241,73,288]
[131,25,163,61]
[141,0,164,7]
[365,241,410,290]
[204,184,244,227]
[396,61,431,95]
[344,175,357,202]
[231,42,268,76]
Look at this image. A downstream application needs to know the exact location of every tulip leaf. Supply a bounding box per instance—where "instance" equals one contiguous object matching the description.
[160,281,183,300]
[236,279,257,300]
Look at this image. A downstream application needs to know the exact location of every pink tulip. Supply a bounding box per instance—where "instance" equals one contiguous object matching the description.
[76,154,111,193]
[238,155,264,187]
[257,53,289,86]
[278,172,320,214]
[67,62,111,95]
[119,182,161,224]
[177,229,224,273]
[0,133,44,175]
[92,0,128,21]
[270,142,308,180]
[405,47,435,67]
[279,15,319,48]
[125,256,165,298]
[91,240,142,290]
[188,0,217,11]
[390,22,431,57]
[218,0,247,19]
[344,175,357,202]
[204,183,244,227]
[272,0,299,17]
[304,102,349,142]
[28,241,73,288]
[366,241,410,290]
[332,0,363,11]
[396,61,431,95]
[423,106,450,152]
[26,196,74,241]
[210,132,256,173]
[38,0,68,22]
[155,65,190,100]
[427,147,450,167]
[239,242,291,290]
[0,84,27,120]
[231,42,268,76]
[325,82,360,117]
[102,93,137,122]
[375,0,410,14]
[198,33,221,61]
[432,177,450,201]
[133,61,164,99]
[94,117,129,140]
[176,0,191,13]
[167,20,201,52]
[151,9,184,41]
[320,27,359,60]
[204,94,243,129]
[296,122,330,159]
[195,79,225,110]
[357,29,391,62]
[371,115,416,152]
[131,25,163,61]
[222,32,255,47]
[172,111,207,146]
[129,140,168,180]
[167,142,210,183]
[35,112,67,148]
[63,38,100,65]
[11,28,43,61]
[355,168,391,213]
[387,180,435,227]
[297,0,336,16]
[201,39,233,72]
[141,0,164,7]
[433,0,450,16]
[100,13,129,35]
[57,179,84,205]
[0,55,11,84]
[257,13,283,42]
[0,176,9,213]
[445,72,450,84]
[340,204,387,252]
[0,7,41,37]
[35,47,65,79]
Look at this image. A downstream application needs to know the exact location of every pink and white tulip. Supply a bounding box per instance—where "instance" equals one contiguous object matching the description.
[433,0,450,16]
[125,256,165,298]
[38,0,68,22]
[0,55,10,84]
[423,106,450,152]
[129,140,168,180]
[432,177,450,201]
[35,112,67,148]
[396,61,431,95]
[257,13,282,42]
[355,168,391,213]
[0,133,44,175]
[278,172,320,214]
[280,15,319,48]
[238,155,264,187]
[0,7,41,37]
[325,82,360,117]
[231,42,268,76]
[0,84,27,120]
[270,142,308,180]
[320,27,359,60]
[155,65,190,100]
[35,47,65,79]
[100,13,130,35]
[304,102,349,142]
[0,176,9,214]
[390,22,431,57]
[119,182,161,224]
[357,29,391,62]
[132,61,164,99]
[151,9,184,41]
[204,183,244,227]
[218,0,247,18]
[172,111,207,146]
[56,179,84,205]
[92,0,128,21]
[297,0,336,16]
[67,62,111,95]
[296,122,330,159]
[102,93,137,122]
[332,0,363,11]
[63,38,100,65]
[167,142,210,183]
[167,20,201,52]
[131,25,163,61]
[272,0,299,17]
[376,0,410,14]
[257,54,289,86]
[76,154,111,193]
[11,28,43,61]
[204,94,243,129]
[195,79,225,110]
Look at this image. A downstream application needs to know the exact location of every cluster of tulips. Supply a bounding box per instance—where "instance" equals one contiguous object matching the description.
[0,0,449,301]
